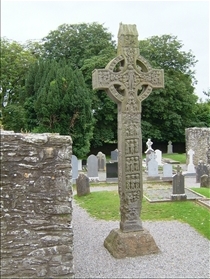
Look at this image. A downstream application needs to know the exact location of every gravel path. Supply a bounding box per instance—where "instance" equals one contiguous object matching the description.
[72,199,210,279]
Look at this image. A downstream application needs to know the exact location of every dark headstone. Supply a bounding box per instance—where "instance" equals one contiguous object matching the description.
[106,162,118,182]
[171,165,186,201]
[196,161,208,183]
[76,173,90,196]
[200,174,210,188]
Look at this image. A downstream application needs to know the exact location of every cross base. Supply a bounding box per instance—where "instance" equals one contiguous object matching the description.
[171,194,187,201]
[104,228,160,259]
[120,219,143,233]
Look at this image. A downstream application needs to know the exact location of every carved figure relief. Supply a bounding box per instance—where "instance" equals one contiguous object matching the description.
[125,139,138,154]
[125,174,140,190]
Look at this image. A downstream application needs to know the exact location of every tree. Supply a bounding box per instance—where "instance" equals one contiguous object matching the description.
[1,38,36,129]
[24,59,94,158]
[41,23,116,68]
[81,47,118,147]
[139,34,198,142]
[41,22,118,147]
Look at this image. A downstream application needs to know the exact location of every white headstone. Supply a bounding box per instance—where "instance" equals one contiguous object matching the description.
[147,152,159,178]
[155,149,162,166]
[87,154,99,181]
[187,149,196,173]
[72,155,78,182]
[162,163,173,180]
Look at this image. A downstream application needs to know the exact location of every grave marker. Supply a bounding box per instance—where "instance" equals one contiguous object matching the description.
[167,141,173,154]
[111,149,118,161]
[97,151,106,171]
[72,155,78,182]
[171,165,187,201]
[155,149,162,166]
[87,154,99,181]
[196,161,208,183]
[162,163,173,181]
[187,149,196,174]
[76,173,90,196]
[92,23,164,258]
[147,151,160,180]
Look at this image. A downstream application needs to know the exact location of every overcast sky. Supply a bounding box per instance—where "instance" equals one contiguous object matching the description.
[1,0,209,100]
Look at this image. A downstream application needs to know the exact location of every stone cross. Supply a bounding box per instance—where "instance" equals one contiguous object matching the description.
[92,23,164,232]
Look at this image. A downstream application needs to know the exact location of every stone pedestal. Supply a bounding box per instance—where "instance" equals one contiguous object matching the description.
[104,228,160,259]
[171,194,187,201]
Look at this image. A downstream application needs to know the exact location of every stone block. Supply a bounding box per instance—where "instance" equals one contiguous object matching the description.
[76,173,90,196]
[104,228,160,259]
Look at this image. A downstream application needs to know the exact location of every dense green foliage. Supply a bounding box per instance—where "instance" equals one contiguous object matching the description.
[1,24,209,154]
[139,35,199,142]
[0,38,36,129]
[23,59,93,158]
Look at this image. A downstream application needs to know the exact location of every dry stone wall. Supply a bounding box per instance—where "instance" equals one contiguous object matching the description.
[185,127,210,165]
[1,130,74,278]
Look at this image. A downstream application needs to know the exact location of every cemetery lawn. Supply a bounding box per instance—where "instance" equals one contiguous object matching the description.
[162,153,186,163]
[74,191,210,240]
[191,188,210,198]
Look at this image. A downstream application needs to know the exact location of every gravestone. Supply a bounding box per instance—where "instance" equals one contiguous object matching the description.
[162,163,173,181]
[97,151,106,171]
[106,162,118,182]
[145,138,154,152]
[76,173,90,196]
[155,149,162,166]
[167,141,173,154]
[196,161,208,183]
[87,154,99,181]
[111,149,118,161]
[147,151,160,180]
[145,139,154,170]
[200,174,209,188]
[92,23,164,258]
[72,154,78,182]
[187,149,196,174]
[171,165,187,201]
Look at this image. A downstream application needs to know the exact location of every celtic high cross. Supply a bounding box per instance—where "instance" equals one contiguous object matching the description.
[92,23,164,232]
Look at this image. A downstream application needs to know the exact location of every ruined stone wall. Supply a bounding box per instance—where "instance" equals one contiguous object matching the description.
[185,127,210,165]
[1,130,74,278]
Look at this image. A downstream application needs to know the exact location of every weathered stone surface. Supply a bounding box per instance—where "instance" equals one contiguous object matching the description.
[185,127,210,165]
[76,173,90,196]
[1,130,74,278]
[200,174,210,188]
[104,228,160,259]
[171,165,187,201]
[92,23,163,256]
[93,23,164,233]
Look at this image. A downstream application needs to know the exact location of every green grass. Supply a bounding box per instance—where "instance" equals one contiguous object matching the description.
[74,191,210,240]
[191,187,210,198]
[162,153,186,164]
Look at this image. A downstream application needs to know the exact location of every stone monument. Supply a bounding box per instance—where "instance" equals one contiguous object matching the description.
[92,23,164,258]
